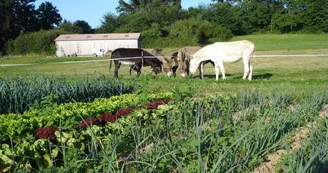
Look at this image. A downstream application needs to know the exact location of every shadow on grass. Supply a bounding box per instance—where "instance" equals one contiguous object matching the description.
[229,73,272,80]
[251,73,273,80]
[191,74,233,79]
[190,73,273,80]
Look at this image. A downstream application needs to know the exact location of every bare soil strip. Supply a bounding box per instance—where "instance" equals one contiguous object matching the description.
[253,105,328,173]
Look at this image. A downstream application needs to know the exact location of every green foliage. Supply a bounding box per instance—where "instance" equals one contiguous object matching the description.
[0,75,136,114]
[240,0,271,34]
[115,11,151,32]
[208,25,234,43]
[0,89,327,172]
[0,0,62,54]
[3,0,328,55]
[36,1,62,30]
[300,0,328,33]
[142,16,233,48]
[5,29,67,55]
[202,2,243,35]
[167,16,206,45]
[70,20,93,34]
[96,13,119,33]
[100,0,327,48]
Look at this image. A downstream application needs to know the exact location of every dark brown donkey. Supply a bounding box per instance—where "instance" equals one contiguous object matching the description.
[109,48,173,78]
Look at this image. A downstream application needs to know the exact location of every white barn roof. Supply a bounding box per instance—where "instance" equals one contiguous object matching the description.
[55,33,141,41]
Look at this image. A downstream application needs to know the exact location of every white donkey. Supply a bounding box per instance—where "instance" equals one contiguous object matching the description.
[189,40,255,80]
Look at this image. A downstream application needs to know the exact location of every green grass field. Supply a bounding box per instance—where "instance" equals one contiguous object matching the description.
[0,34,327,94]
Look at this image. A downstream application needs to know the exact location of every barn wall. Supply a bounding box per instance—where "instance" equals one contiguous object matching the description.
[94,40,140,52]
[55,39,141,57]
[56,41,79,57]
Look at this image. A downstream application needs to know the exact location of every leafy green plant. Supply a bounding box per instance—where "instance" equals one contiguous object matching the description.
[0,75,136,114]
[1,88,327,172]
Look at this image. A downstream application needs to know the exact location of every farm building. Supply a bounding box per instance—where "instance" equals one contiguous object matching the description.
[54,33,141,57]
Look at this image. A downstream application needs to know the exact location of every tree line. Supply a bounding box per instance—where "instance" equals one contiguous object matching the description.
[1,0,327,55]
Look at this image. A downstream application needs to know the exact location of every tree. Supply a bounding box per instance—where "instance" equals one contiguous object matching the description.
[116,0,149,14]
[59,20,93,34]
[97,13,119,33]
[146,0,182,26]
[0,0,15,53]
[167,16,232,46]
[58,20,74,32]
[0,0,37,53]
[202,2,242,35]
[110,0,182,32]
[115,11,151,32]
[300,0,328,33]
[239,0,271,34]
[272,0,305,33]
[73,20,93,33]
[116,0,181,14]
[36,1,62,30]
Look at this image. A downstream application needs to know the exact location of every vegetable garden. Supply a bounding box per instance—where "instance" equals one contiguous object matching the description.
[0,78,327,172]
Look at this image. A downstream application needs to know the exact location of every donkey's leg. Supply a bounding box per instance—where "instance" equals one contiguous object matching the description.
[114,61,121,78]
[129,65,134,75]
[199,62,204,79]
[218,62,225,80]
[243,60,250,80]
[135,65,142,78]
[214,62,220,81]
[179,63,187,78]
[172,65,178,77]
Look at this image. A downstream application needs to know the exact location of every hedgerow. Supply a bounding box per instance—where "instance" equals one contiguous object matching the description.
[5,30,68,55]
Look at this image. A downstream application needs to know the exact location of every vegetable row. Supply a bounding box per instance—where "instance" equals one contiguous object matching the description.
[0,75,136,114]
[0,90,327,172]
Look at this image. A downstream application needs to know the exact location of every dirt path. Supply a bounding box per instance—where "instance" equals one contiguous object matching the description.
[253,105,328,173]
[0,59,109,67]
[1,54,328,67]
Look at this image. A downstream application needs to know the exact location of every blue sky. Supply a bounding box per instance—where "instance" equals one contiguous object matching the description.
[34,0,213,29]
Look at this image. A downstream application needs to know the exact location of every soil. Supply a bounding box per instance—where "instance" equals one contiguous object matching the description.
[252,104,328,173]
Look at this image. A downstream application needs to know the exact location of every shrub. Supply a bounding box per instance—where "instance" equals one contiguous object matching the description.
[142,16,234,48]
[5,29,68,55]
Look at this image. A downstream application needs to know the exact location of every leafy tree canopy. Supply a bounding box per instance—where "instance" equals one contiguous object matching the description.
[37,1,62,30]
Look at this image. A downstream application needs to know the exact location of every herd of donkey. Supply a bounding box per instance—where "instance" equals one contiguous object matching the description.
[109,40,255,81]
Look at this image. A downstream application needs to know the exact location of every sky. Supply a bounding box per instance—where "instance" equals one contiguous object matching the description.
[34,0,213,29]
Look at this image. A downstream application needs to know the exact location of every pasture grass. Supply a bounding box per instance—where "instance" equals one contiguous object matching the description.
[231,34,328,51]
[1,55,328,96]
[0,34,327,95]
